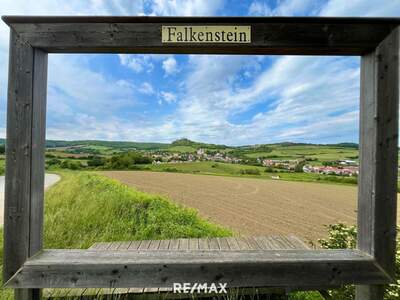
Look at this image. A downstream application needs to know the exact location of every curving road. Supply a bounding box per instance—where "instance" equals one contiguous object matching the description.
[0,174,60,225]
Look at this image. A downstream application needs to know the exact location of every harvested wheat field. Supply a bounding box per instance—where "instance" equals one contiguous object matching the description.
[102,171,400,243]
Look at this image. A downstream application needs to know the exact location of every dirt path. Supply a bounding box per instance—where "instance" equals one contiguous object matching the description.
[0,174,60,225]
[103,171,399,243]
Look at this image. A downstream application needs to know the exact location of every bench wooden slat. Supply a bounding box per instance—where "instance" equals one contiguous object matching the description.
[189,238,199,250]
[128,240,142,250]
[198,238,209,250]
[169,239,180,250]
[217,237,230,250]
[235,237,251,250]
[159,239,170,250]
[178,238,189,250]
[139,240,152,250]
[243,237,262,250]
[208,238,219,250]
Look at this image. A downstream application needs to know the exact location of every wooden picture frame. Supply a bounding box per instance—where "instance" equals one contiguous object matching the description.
[2,16,399,300]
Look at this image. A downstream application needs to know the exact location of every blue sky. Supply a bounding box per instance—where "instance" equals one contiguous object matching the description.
[0,1,400,146]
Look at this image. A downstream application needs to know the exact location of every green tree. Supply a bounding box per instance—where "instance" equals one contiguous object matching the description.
[294,161,306,173]
[87,156,105,167]
[107,151,152,169]
[47,158,61,166]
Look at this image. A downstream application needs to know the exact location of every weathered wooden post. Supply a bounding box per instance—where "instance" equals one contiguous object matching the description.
[4,30,47,300]
[356,26,399,300]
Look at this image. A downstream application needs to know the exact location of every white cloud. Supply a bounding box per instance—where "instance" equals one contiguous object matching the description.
[156,51,361,145]
[46,54,138,124]
[248,1,272,15]
[138,82,155,95]
[319,0,400,16]
[162,56,179,75]
[149,0,224,16]
[118,54,155,73]
[160,91,177,104]
[248,0,319,16]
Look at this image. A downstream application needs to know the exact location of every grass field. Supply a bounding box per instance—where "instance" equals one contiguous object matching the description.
[167,145,197,153]
[146,161,358,186]
[242,144,358,163]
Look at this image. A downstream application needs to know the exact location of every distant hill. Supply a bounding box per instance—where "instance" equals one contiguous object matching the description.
[239,142,359,150]
[45,140,169,150]
[0,137,359,150]
[334,143,359,149]
[171,138,229,150]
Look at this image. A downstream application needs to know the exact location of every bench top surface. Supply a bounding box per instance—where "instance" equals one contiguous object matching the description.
[89,235,309,251]
[43,235,309,299]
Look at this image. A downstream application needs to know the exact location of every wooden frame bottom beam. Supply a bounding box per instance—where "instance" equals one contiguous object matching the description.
[7,249,389,289]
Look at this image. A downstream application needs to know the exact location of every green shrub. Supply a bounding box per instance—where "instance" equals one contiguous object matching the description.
[264,166,273,172]
[87,156,105,167]
[47,158,61,166]
[317,175,358,185]
[59,160,83,170]
[163,167,179,172]
[239,168,261,175]
[294,161,306,173]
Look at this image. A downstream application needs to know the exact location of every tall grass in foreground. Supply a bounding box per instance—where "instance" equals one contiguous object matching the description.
[44,172,231,249]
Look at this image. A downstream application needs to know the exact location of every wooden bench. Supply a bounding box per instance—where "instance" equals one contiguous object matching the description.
[43,235,310,299]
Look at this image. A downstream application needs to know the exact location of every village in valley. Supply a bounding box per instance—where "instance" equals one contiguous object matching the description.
[150,147,359,177]
[29,138,361,183]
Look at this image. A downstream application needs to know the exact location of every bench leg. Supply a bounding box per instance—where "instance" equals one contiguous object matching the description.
[355,285,384,300]
[15,289,41,300]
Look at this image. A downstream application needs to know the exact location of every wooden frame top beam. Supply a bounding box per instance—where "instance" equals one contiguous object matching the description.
[2,16,400,55]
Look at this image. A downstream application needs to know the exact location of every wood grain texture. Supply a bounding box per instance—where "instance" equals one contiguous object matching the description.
[29,47,47,265]
[356,24,399,300]
[3,29,48,300]
[357,26,399,272]
[6,249,389,289]
[2,17,399,55]
[4,29,34,283]
[89,236,309,251]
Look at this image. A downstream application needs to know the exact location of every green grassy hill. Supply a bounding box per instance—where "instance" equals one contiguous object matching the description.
[242,144,358,163]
